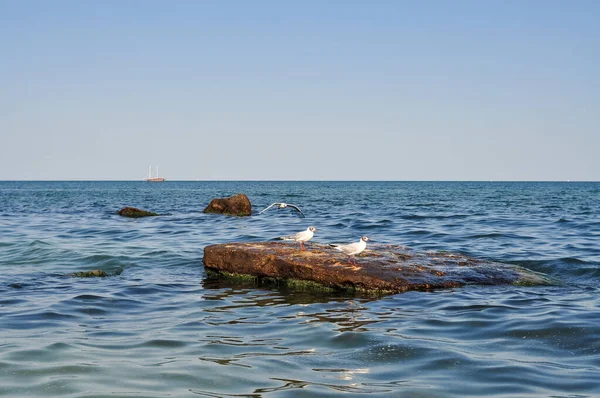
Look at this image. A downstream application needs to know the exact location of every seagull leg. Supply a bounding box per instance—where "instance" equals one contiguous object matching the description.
[300,242,305,251]
[352,256,358,266]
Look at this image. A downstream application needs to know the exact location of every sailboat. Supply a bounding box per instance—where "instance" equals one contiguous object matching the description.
[145,165,165,182]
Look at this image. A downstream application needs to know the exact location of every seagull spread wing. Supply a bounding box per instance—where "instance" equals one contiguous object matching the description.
[259,203,280,214]
[287,204,305,217]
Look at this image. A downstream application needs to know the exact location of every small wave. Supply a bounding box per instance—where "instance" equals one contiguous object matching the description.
[512,257,599,284]
[73,306,108,316]
[570,266,600,280]
[540,205,562,210]
[554,257,588,265]
[0,297,27,305]
[468,232,535,240]
[468,233,507,239]
[71,294,109,301]
[27,239,50,247]
[140,339,188,348]
[401,214,430,220]
[404,203,439,207]
[401,214,469,220]
[328,222,349,228]
[141,250,171,257]
[403,229,433,236]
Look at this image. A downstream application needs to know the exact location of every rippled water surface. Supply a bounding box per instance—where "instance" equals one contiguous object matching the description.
[1,181,599,397]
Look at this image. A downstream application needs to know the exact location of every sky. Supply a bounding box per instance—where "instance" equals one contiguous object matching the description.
[0,0,598,181]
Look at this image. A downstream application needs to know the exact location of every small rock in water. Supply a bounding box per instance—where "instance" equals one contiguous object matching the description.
[118,207,159,218]
[203,193,252,216]
[70,270,108,278]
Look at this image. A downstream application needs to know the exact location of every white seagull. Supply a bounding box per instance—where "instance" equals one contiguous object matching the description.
[259,202,305,217]
[280,226,317,251]
[330,236,369,265]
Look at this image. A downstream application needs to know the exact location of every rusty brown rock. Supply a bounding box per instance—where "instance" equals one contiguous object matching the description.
[203,193,252,216]
[203,242,550,294]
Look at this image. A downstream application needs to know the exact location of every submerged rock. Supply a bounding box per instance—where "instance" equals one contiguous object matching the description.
[70,270,108,278]
[118,206,159,218]
[203,242,550,294]
[203,193,252,216]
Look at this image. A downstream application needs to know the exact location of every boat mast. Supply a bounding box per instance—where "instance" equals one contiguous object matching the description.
[148,165,151,179]
[156,165,159,178]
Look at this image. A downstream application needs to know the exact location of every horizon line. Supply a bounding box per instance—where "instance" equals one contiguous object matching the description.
[0,179,596,183]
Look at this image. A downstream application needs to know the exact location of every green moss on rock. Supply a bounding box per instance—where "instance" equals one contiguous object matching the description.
[205,269,395,294]
[70,270,108,278]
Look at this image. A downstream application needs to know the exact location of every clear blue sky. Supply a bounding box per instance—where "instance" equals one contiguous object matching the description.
[1,0,598,180]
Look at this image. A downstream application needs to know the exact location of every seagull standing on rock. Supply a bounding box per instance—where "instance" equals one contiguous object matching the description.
[259,202,305,217]
[330,236,369,265]
[280,226,317,251]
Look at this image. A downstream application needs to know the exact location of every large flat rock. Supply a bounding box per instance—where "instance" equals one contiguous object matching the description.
[203,242,550,294]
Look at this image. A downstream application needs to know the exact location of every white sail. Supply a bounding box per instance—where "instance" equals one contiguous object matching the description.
[146,165,165,182]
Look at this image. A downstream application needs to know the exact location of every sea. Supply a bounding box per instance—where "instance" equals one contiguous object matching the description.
[1,181,599,398]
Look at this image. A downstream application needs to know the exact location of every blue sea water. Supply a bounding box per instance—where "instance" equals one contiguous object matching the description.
[0,181,599,397]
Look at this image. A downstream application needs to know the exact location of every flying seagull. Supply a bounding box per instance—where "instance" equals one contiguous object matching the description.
[259,202,305,217]
[330,236,369,265]
[280,226,317,251]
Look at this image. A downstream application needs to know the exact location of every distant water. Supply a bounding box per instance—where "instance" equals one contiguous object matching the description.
[1,181,599,397]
